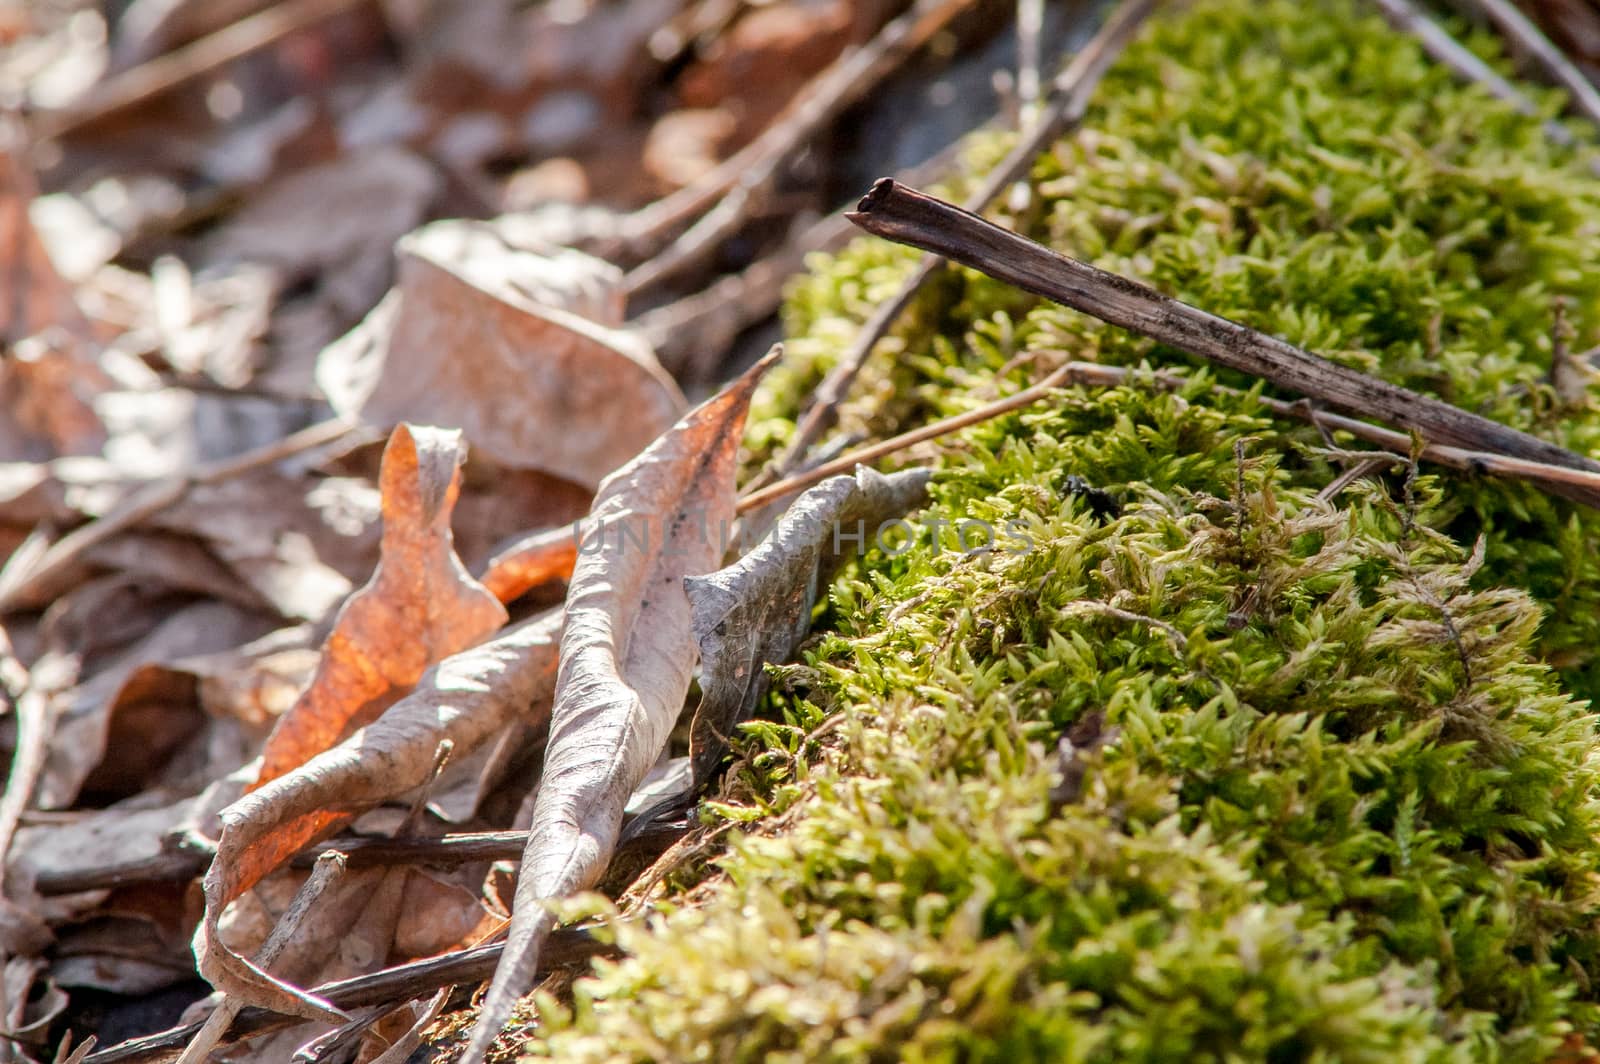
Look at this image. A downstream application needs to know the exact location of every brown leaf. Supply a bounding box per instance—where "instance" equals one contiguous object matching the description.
[683,466,930,785]
[0,144,108,460]
[202,147,439,319]
[460,346,779,1063]
[477,524,577,605]
[252,423,506,791]
[195,608,561,1021]
[41,598,275,809]
[315,218,685,489]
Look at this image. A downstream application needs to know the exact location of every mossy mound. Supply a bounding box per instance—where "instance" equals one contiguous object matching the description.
[519,1,1600,1059]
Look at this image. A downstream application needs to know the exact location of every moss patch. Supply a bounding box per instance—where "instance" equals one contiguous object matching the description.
[519,1,1600,1060]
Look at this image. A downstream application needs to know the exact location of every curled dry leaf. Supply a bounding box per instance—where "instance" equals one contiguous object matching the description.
[316,218,685,489]
[460,347,780,1063]
[253,422,507,790]
[196,609,562,1022]
[684,466,931,784]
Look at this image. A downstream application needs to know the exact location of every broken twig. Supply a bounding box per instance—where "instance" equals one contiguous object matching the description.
[83,931,611,1064]
[846,179,1600,507]
[0,417,363,612]
[1366,0,1600,172]
[621,0,978,294]
[35,0,371,140]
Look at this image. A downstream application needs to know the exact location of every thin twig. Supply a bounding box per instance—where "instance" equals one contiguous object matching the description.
[1057,360,1600,502]
[1016,0,1045,119]
[35,829,533,896]
[1061,601,1188,651]
[0,650,76,900]
[176,852,350,1064]
[33,0,371,140]
[737,364,1071,513]
[621,0,979,296]
[0,417,362,612]
[846,180,1600,507]
[767,0,1158,482]
[634,132,974,380]
[83,931,611,1064]
[1443,0,1600,128]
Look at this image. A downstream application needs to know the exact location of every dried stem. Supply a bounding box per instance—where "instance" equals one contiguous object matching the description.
[177,853,350,1064]
[846,180,1600,507]
[1444,0,1600,128]
[0,417,363,613]
[83,931,610,1064]
[621,0,979,296]
[34,0,371,140]
[634,133,974,380]
[35,829,534,896]
[768,0,1159,482]
[737,364,1071,513]
[1365,0,1600,174]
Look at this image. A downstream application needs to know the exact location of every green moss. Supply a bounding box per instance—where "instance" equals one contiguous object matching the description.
[521,1,1600,1060]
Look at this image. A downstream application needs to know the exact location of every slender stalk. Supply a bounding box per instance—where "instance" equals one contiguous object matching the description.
[737,365,1071,512]
[769,0,1159,481]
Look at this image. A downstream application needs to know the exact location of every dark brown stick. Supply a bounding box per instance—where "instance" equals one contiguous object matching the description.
[83,931,610,1064]
[35,830,529,896]
[846,179,1600,506]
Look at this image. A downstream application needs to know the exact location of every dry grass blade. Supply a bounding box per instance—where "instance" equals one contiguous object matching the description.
[458,347,782,1064]
[0,417,360,613]
[179,852,351,1061]
[738,365,1072,513]
[0,651,76,904]
[1058,360,1600,501]
[32,0,369,140]
[1365,0,1600,172]
[194,610,562,1025]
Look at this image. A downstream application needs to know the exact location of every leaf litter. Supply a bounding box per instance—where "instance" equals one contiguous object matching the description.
[0,0,1116,1058]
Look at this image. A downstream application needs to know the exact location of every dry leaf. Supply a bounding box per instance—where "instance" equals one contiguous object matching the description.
[41,598,274,809]
[478,524,577,604]
[460,346,779,1063]
[315,218,685,489]
[252,422,506,790]
[195,608,561,1021]
[684,466,930,784]
[0,143,108,460]
[202,147,439,321]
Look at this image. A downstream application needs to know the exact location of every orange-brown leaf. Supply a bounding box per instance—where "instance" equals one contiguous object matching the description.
[196,608,561,1021]
[252,423,507,790]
